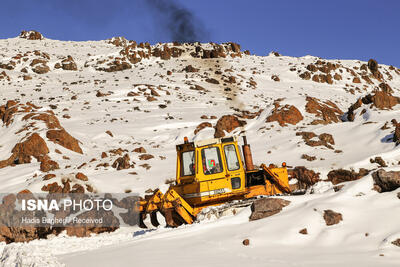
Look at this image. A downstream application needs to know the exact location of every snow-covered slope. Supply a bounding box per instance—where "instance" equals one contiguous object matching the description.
[0,33,400,266]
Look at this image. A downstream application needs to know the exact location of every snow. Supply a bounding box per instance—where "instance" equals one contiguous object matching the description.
[0,36,399,266]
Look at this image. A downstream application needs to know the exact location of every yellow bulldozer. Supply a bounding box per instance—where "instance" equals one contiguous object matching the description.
[139,135,290,228]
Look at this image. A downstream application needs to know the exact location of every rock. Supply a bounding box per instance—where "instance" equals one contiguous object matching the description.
[133,147,146,153]
[372,169,400,192]
[139,154,154,160]
[214,115,246,138]
[393,122,400,146]
[299,228,308,235]
[288,166,320,191]
[249,198,290,221]
[31,63,50,74]
[301,154,316,161]
[0,133,49,168]
[370,91,399,109]
[205,78,219,84]
[323,210,343,226]
[327,168,369,185]
[305,97,343,124]
[347,91,400,121]
[75,172,88,181]
[112,154,131,170]
[379,83,393,94]
[370,157,387,167]
[392,239,400,247]
[60,56,77,71]
[40,157,59,172]
[271,75,280,82]
[101,152,108,158]
[242,239,250,246]
[194,122,212,134]
[43,174,56,180]
[183,65,199,72]
[319,133,335,145]
[19,30,43,40]
[46,129,83,154]
[105,130,113,137]
[266,104,303,126]
[368,59,378,73]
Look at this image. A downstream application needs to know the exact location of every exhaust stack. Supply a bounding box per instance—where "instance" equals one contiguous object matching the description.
[242,136,255,171]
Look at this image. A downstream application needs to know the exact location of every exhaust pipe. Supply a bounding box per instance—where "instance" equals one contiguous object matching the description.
[242,136,255,171]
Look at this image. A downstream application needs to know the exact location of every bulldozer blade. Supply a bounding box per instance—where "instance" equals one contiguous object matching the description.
[150,211,160,227]
[164,209,183,227]
[139,212,148,229]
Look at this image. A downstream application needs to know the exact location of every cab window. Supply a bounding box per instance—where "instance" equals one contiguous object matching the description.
[224,144,240,171]
[181,151,195,176]
[201,147,223,175]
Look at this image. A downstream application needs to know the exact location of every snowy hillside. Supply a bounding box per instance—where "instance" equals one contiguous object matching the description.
[0,31,400,266]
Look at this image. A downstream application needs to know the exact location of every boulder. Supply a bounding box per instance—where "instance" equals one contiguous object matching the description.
[372,169,400,192]
[46,129,83,154]
[327,168,369,185]
[323,210,342,226]
[19,30,43,40]
[112,154,131,170]
[249,198,290,221]
[266,104,303,126]
[194,122,212,134]
[214,115,246,138]
[305,97,343,124]
[288,166,320,191]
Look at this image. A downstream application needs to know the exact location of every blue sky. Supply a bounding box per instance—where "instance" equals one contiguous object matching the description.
[1,0,399,66]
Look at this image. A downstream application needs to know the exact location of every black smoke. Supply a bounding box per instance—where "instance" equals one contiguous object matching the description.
[145,0,207,43]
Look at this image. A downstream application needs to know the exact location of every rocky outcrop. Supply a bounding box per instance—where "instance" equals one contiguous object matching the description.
[46,129,83,154]
[288,166,320,191]
[0,101,83,170]
[296,131,335,149]
[112,154,132,170]
[323,210,342,226]
[305,97,343,125]
[249,198,290,221]
[19,30,44,40]
[372,169,400,192]
[327,168,369,185]
[266,104,303,126]
[214,115,246,138]
[54,56,77,71]
[194,122,212,135]
[347,91,400,121]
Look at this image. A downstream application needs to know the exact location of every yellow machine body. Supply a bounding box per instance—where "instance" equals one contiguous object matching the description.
[140,136,290,227]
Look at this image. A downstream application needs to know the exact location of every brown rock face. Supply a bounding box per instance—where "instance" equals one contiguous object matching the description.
[327,168,369,185]
[10,133,49,164]
[46,129,83,154]
[249,198,290,221]
[299,228,308,235]
[32,63,50,74]
[194,122,212,135]
[75,172,88,181]
[19,30,44,40]
[57,56,78,71]
[133,147,146,153]
[40,157,60,172]
[305,97,343,124]
[372,169,400,192]
[214,115,246,138]
[139,154,154,160]
[288,166,320,191]
[266,105,303,126]
[112,154,131,170]
[368,59,378,73]
[346,91,400,121]
[323,210,343,226]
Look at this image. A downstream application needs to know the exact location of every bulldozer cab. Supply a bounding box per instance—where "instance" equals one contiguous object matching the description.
[175,136,246,204]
